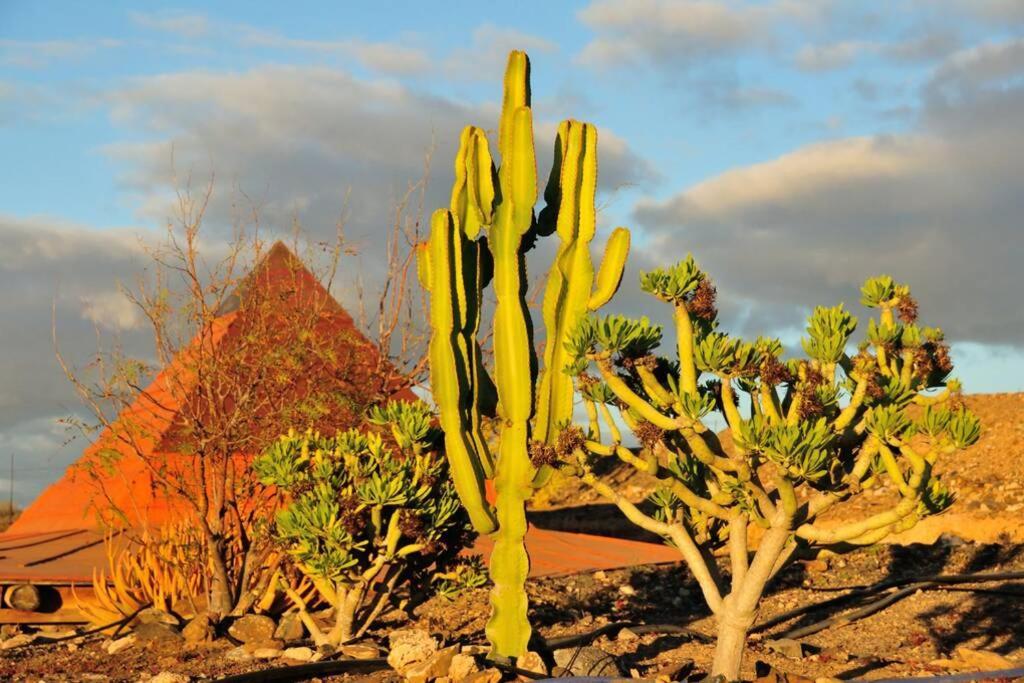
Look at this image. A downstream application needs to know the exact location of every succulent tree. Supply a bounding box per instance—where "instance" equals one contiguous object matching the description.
[559,260,980,679]
[253,400,474,647]
[418,50,631,659]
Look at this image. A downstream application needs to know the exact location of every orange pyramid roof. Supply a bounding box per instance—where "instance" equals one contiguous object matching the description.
[8,242,415,536]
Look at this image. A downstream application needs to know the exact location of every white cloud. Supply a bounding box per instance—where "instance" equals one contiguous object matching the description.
[630,38,1024,346]
[130,11,211,39]
[236,27,431,76]
[577,0,821,68]
[0,39,121,68]
[79,290,143,331]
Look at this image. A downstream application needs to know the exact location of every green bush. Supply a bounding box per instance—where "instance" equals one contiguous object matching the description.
[559,260,979,679]
[254,400,474,646]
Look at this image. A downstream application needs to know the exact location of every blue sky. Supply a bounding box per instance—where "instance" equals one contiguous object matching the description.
[2,0,1023,502]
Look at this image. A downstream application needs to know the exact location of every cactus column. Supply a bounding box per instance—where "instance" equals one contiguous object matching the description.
[420,50,631,660]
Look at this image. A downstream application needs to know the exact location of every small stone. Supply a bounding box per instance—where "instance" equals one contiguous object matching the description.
[803,559,828,573]
[281,646,314,662]
[340,643,381,659]
[405,645,459,683]
[552,646,621,677]
[148,673,189,683]
[252,647,284,659]
[228,614,276,643]
[1,633,37,649]
[617,627,639,641]
[66,641,79,652]
[618,584,636,596]
[243,638,284,654]
[134,608,180,627]
[655,658,695,681]
[134,622,183,643]
[517,650,547,677]
[593,570,608,581]
[387,628,438,674]
[766,638,806,660]
[106,635,136,655]
[462,668,502,683]
[224,646,253,662]
[448,653,479,681]
[274,612,305,643]
[182,613,214,644]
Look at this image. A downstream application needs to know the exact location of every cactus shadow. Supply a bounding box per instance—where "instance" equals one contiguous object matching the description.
[915,541,1024,656]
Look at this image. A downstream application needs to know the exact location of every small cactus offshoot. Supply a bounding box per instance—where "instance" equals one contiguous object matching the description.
[560,262,979,680]
[253,400,474,647]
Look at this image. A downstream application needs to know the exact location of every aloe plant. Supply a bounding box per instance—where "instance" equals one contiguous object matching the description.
[559,261,979,679]
[253,400,473,646]
[418,50,631,659]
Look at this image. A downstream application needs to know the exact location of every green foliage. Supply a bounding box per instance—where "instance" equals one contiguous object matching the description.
[801,304,858,364]
[253,400,473,645]
[640,255,704,303]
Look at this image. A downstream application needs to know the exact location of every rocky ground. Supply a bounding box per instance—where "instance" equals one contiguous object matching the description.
[1,539,1022,682]
[0,393,1021,682]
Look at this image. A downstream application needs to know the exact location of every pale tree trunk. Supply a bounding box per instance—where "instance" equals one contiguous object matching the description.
[204,529,235,617]
[710,526,793,680]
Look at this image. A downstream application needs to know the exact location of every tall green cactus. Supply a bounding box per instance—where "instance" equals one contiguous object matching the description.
[419,50,630,659]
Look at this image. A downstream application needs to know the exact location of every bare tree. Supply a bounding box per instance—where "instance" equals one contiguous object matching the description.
[56,169,430,617]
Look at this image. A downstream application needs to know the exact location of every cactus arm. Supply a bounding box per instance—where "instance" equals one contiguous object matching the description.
[759,383,783,424]
[833,376,867,432]
[597,401,622,444]
[674,304,700,396]
[635,365,676,410]
[426,209,497,534]
[588,227,631,310]
[583,396,601,440]
[719,380,746,446]
[595,357,678,430]
[536,121,599,444]
[484,60,538,659]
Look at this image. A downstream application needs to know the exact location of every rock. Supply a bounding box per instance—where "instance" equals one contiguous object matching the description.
[617,627,639,641]
[243,638,284,654]
[134,608,180,627]
[655,658,695,681]
[106,635,136,655]
[148,673,189,683]
[0,624,21,639]
[766,637,806,660]
[387,628,438,674]
[253,647,284,659]
[1,633,36,649]
[462,668,502,683]
[933,647,1019,670]
[134,622,183,643]
[274,612,305,643]
[448,653,479,681]
[593,570,608,581]
[224,646,253,662]
[228,614,276,643]
[38,626,78,640]
[182,612,214,643]
[517,650,547,677]
[803,559,828,573]
[618,584,636,596]
[282,646,315,662]
[552,646,621,677]
[339,643,381,659]
[404,644,459,683]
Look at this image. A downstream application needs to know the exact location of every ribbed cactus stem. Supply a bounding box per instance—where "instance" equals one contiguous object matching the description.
[422,49,632,660]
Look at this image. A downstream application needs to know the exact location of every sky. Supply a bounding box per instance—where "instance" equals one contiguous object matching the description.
[1,0,1023,505]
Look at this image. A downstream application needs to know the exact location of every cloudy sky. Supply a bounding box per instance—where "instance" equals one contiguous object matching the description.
[2,0,1023,505]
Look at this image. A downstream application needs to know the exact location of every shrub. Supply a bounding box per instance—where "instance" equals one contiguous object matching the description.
[559,259,979,679]
[253,400,474,646]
